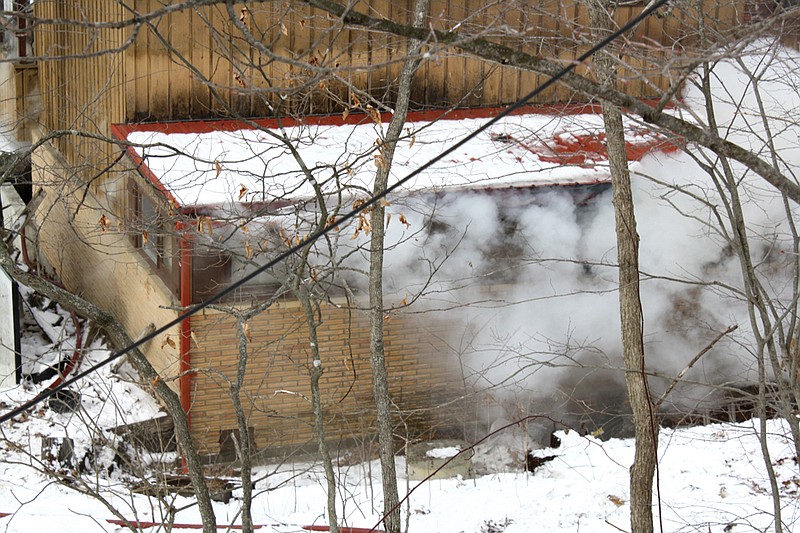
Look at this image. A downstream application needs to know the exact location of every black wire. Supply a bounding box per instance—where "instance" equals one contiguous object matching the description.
[0,0,671,424]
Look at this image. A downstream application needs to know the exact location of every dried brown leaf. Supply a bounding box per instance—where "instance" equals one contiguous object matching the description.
[98,214,110,232]
[607,495,625,507]
[366,104,381,125]
[238,184,249,200]
[161,335,176,350]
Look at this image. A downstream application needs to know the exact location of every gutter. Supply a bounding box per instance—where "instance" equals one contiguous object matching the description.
[179,226,193,472]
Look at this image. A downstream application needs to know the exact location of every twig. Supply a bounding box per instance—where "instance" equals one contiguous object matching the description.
[655,324,738,409]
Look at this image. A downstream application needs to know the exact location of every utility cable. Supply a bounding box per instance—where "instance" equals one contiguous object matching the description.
[0,0,671,424]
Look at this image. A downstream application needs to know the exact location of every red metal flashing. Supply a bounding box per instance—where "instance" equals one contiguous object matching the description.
[106,518,261,529]
[178,223,193,474]
[302,526,385,533]
[110,100,674,139]
[492,129,683,167]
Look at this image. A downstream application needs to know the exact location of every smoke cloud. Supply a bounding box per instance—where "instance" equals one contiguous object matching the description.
[357,41,800,437]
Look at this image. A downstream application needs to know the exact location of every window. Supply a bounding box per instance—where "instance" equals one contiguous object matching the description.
[128,180,180,294]
[2,1,31,61]
[191,245,231,303]
[190,243,290,304]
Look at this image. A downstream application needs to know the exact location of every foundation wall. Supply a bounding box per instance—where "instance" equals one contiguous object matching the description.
[189,302,473,456]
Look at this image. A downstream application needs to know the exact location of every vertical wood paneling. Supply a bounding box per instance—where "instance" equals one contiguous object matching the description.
[347,1,371,110]
[190,5,212,116]
[133,1,150,120]
[170,7,191,118]
[448,0,469,107]
[35,1,743,128]
[148,3,171,119]
[462,0,485,107]
[368,0,390,104]
[206,4,229,115]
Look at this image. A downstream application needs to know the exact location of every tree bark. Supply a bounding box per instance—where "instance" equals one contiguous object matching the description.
[300,292,341,533]
[232,318,254,533]
[586,2,657,532]
[367,1,428,531]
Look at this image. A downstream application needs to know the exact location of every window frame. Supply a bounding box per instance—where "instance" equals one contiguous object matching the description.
[128,179,181,295]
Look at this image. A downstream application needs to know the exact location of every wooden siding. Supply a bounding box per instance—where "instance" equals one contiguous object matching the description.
[0,62,38,144]
[34,0,127,181]
[189,304,474,456]
[32,1,747,137]
[27,0,746,455]
[117,0,743,120]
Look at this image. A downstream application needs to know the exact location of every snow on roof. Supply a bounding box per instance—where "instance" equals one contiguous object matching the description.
[115,105,679,209]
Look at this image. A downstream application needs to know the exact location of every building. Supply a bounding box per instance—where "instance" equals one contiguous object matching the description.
[11,0,746,457]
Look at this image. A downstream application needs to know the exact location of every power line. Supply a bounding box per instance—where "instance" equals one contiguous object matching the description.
[0,0,671,424]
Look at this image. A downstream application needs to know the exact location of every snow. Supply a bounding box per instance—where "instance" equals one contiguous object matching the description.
[425,446,461,459]
[0,222,798,531]
[1,382,798,533]
[127,112,656,208]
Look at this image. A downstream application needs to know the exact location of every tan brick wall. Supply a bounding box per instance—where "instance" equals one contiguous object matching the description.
[189,302,472,455]
[30,135,182,385]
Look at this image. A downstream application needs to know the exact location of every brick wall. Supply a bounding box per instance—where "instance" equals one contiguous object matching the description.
[189,301,474,456]
[30,137,183,385]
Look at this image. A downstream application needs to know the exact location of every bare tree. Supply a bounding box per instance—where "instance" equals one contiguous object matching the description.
[367,1,428,531]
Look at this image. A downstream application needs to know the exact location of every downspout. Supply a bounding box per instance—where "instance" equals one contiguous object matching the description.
[179,227,193,473]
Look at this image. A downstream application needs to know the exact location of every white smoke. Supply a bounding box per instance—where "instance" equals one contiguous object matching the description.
[362,40,800,435]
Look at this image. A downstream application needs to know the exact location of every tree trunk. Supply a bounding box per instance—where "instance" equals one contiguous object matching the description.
[367,1,428,531]
[301,292,340,533]
[232,318,254,533]
[586,2,658,532]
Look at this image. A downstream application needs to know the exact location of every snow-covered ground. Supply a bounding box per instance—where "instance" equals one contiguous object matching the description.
[2,355,800,533]
[0,290,797,532]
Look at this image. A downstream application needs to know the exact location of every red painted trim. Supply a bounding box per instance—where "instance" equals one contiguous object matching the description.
[302,526,384,533]
[112,123,183,209]
[110,100,675,138]
[495,130,684,167]
[178,224,193,474]
[106,519,261,529]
